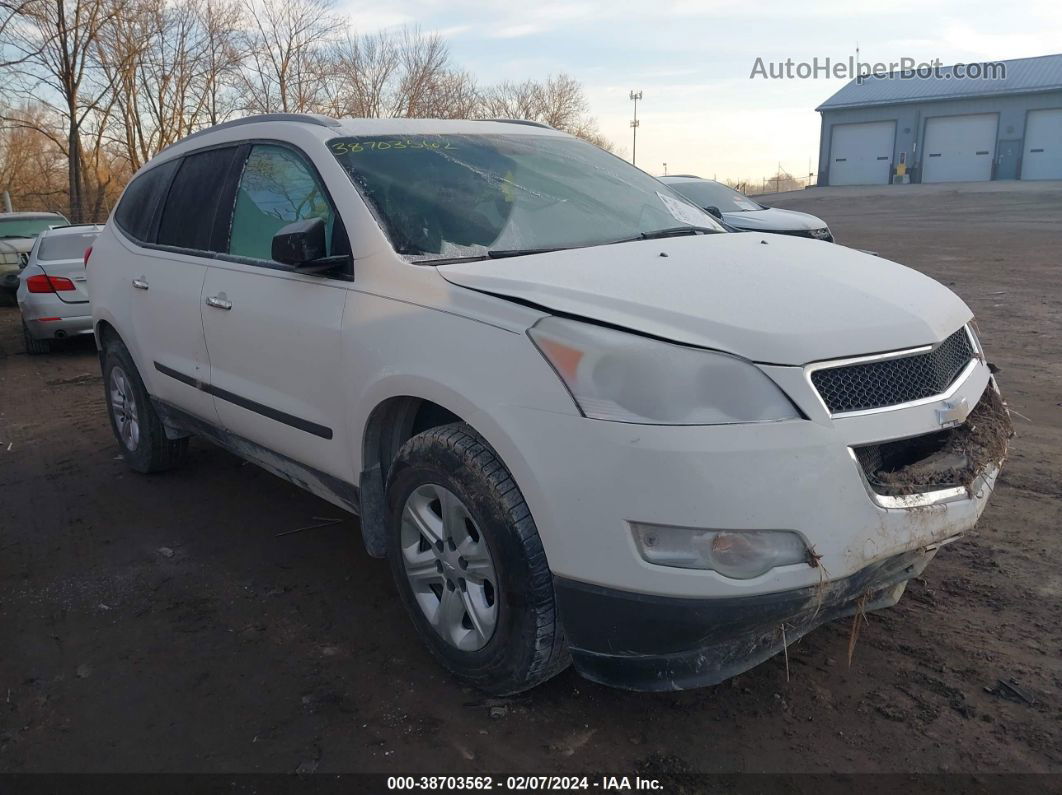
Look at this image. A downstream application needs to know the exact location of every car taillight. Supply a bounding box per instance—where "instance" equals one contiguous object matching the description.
[26,274,76,293]
[84,246,93,267]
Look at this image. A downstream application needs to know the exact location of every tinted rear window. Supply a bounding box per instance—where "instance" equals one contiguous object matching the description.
[157,147,240,251]
[37,230,99,261]
[114,160,178,242]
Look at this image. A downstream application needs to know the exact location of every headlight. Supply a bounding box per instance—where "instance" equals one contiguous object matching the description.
[632,523,809,578]
[808,228,831,240]
[528,317,799,425]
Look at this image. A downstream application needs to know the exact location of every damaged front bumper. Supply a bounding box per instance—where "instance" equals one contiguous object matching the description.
[555,544,952,692]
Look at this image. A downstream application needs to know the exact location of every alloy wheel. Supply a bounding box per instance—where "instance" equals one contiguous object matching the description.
[109,365,140,452]
[400,483,499,651]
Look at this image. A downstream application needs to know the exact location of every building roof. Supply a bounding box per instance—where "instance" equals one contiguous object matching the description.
[817,53,1062,111]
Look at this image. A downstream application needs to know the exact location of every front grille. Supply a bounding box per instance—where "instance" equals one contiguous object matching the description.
[812,327,975,414]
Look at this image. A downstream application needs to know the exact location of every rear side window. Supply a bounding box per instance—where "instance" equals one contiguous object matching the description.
[158,147,240,251]
[229,145,335,261]
[37,230,99,261]
[114,160,178,243]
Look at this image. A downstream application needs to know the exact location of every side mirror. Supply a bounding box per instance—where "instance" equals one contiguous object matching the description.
[703,206,723,220]
[272,218,327,267]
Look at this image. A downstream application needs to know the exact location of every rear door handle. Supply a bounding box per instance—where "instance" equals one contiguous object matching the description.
[132,278,149,290]
[205,294,232,311]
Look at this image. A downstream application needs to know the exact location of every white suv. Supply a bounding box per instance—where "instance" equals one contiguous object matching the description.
[89,114,1008,694]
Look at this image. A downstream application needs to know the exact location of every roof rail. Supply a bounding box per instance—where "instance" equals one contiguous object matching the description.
[172,113,343,147]
[665,174,702,179]
[478,118,554,129]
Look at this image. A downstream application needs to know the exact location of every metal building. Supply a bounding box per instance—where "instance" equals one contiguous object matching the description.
[815,53,1062,185]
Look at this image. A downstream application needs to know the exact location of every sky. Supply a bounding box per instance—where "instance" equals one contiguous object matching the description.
[338,0,1062,182]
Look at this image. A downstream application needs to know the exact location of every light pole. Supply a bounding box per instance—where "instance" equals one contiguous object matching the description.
[662,162,668,176]
[629,90,642,167]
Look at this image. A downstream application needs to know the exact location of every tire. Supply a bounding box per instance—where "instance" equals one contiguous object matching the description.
[386,423,569,694]
[102,337,188,473]
[23,322,51,355]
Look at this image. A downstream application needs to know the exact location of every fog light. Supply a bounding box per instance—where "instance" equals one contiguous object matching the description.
[631,523,809,579]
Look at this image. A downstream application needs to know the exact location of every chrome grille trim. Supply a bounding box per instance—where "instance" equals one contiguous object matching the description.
[805,325,980,417]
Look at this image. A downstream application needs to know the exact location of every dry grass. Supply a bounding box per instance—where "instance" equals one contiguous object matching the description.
[874,388,1013,495]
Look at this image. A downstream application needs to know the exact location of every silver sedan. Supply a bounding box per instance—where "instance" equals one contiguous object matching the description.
[17,224,101,354]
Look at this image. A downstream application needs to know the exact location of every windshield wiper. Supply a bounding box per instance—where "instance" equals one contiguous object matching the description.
[418,230,720,265]
[416,246,570,265]
[640,226,722,240]
[607,226,722,245]
[486,246,567,259]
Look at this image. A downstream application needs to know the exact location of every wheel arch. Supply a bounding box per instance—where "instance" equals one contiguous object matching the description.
[356,381,535,560]
[358,393,464,558]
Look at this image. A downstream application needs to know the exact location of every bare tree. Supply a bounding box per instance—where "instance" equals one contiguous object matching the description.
[320,30,400,118]
[199,0,243,125]
[2,0,125,221]
[322,26,477,120]
[392,28,449,117]
[0,103,68,210]
[2,5,617,219]
[238,0,340,114]
[96,0,243,170]
[480,73,613,150]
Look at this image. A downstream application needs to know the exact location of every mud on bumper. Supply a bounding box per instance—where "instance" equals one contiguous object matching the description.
[555,546,948,692]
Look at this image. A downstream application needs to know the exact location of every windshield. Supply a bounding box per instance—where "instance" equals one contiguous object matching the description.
[667,180,763,213]
[0,215,66,238]
[329,134,723,262]
[37,230,98,261]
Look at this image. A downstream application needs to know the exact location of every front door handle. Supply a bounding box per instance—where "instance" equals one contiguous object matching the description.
[205,294,232,311]
[132,277,149,290]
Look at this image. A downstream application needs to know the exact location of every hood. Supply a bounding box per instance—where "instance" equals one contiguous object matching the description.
[0,237,33,255]
[722,207,825,232]
[438,233,972,365]
[0,238,31,269]
[0,237,34,251]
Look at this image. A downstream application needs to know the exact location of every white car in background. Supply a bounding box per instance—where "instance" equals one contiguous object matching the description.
[660,175,834,242]
[88,114,1005,694]
[1,211,70,296]
[17,224,101,354]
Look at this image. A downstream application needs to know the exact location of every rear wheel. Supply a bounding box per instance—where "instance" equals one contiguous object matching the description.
[22,321,51,355]
[102,338,187,473]
[386,423,569,694]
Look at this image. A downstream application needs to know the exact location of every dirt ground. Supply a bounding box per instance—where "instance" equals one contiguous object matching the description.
[1,182,1060,777]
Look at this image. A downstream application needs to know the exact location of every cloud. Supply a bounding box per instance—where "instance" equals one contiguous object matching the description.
[941,22,1062,61]
[491,24,545,39]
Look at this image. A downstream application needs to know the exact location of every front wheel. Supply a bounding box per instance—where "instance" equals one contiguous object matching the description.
[386,423,569,694]
[102,338,188,473]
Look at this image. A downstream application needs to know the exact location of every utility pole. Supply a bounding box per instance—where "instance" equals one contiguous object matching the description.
[629,90,642,167]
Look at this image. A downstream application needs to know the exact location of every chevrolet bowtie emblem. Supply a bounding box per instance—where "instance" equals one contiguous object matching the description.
[937,397,970,428]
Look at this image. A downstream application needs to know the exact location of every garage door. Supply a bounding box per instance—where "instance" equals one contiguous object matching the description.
[922,113,998,183]
[1021,108,1062,180]
[828,121,895,185]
